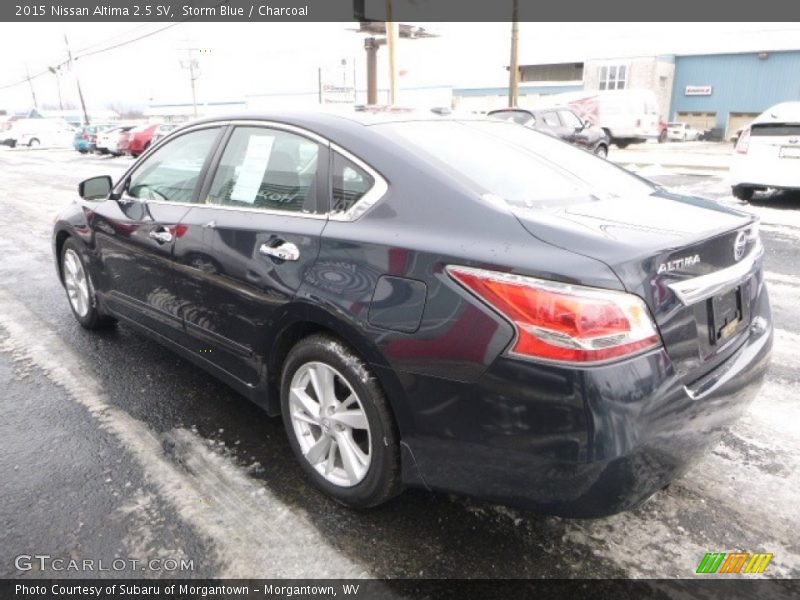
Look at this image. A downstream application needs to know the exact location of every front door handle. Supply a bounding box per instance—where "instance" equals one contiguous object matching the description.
[259,241,300,261]
[149,228,173,244]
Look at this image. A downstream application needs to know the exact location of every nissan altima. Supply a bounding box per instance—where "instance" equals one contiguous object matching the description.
[53,111,772,517]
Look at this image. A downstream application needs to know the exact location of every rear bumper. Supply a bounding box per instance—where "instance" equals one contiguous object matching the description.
[730,155,800,189]
[399,282,772,517]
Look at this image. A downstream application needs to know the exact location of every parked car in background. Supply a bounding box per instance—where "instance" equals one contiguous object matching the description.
[730,101,800,200]
[4,117,75,148]
[117,128,134,156]
[657,121,668,143]
[125,123,161,157]
[667,122,703,142]
[95,125,134,156]
[731,127,745,146]
[53,111,771,517]
[73,124,114,154]
[489,107,610,157]
[544,89,661,148]
[150,123,178,146]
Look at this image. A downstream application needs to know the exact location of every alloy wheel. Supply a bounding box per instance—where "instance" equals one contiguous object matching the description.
[63,248,90,317]
[288,361,371,487]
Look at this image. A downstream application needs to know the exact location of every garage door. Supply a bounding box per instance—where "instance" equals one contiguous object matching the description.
[676,112,717,131]
[727,112,760,139]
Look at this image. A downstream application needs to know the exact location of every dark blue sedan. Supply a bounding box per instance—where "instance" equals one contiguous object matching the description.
[52,111,772,516]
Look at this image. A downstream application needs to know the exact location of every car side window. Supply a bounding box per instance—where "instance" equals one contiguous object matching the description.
[558,110,583,129]
[331,152,375,214]
[207,126,321,213]
[126,127,220,203]
[541,111,561,127]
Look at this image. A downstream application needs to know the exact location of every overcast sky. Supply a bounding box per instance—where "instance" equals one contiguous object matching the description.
[1,22,798,112]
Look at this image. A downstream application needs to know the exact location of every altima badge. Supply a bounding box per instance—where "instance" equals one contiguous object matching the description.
[657,254,701,274]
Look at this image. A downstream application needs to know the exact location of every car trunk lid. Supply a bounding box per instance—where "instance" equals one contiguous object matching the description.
[513,193,761,383]
[745,122,800,160]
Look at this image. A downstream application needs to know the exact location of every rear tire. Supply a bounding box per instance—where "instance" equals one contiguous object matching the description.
[28,138,40,147]
[732,185,755,201]
[280,334,402,508]
[60,238,116,330]
[593,144,608,159]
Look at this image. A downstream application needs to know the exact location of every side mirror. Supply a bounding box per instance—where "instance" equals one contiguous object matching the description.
[78,175,112,200]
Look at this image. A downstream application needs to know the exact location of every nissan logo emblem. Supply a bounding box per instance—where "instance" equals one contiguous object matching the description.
[734,231,747,261]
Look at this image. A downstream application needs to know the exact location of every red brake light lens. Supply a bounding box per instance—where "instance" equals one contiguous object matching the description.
[736,128,750,154]
[447,266,661,364]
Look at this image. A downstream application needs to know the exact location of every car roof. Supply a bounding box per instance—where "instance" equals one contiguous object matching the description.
[177,108,488,131]
[754,102,800,124]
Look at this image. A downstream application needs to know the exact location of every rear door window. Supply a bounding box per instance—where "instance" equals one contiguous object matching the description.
[207,126,322,213]
[558,110,583,129]
[541,112,561,127]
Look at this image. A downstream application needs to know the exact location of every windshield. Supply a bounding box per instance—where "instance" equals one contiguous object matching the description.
[381,120,654,209]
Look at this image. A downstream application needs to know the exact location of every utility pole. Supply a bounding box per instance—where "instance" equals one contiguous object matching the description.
[385,0,398,105]
[64,35,90,125]
[24,63,38,110]
[48,66,64,111]
[508,0,520,108]
[180,47,200,117]
[364,37,383,105]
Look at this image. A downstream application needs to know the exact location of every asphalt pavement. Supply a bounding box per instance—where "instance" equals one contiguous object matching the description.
[1,146,798,580]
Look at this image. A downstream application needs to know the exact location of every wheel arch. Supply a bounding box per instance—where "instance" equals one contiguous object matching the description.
[263,302,413,437]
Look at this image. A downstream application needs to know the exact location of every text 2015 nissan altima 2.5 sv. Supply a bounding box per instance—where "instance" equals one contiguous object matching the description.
[53,112,772,517]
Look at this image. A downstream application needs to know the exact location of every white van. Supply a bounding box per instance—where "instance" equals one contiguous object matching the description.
[533,89,661,148]
[5,118,75,148]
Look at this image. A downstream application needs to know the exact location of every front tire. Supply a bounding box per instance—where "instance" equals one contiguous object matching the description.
[60,238,115,329]
[732,185,755,201]
[28,138,40,147]
[593,144,608,159]
[280,334,402,508]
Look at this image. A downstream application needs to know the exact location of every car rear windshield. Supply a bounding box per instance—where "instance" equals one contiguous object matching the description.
[751,123,800,136]
[381,120,654,209]
[489,110,534,125]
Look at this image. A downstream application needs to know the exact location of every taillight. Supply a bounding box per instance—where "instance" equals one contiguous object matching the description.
[447,266,661,364]
[736,128,750,154]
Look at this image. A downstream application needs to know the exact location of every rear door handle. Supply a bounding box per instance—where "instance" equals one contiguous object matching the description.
[259,241,300,261]
[149,228,173,244]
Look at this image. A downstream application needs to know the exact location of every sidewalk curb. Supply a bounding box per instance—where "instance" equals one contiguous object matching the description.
[612,161,729,175]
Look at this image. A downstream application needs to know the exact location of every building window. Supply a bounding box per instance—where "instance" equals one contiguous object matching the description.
[659,76,668,89]
[599,65,627,90]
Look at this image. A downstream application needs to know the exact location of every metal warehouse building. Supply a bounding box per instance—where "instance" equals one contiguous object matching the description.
[671,50,800,139]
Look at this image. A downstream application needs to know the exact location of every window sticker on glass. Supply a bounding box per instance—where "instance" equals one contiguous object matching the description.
[230,135,275,203]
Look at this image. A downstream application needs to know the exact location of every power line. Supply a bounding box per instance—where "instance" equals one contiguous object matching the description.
[75,22,183,60]
[0,22,182,93]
